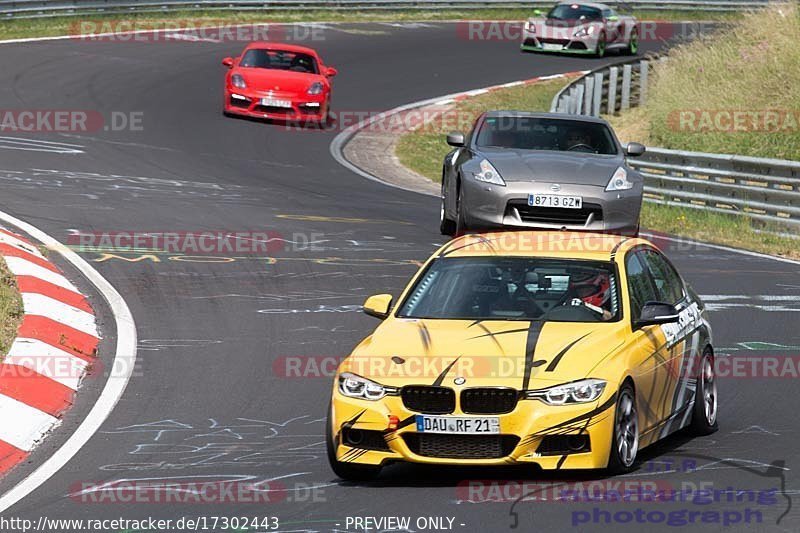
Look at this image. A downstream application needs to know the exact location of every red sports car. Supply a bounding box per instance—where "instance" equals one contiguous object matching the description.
[222,42,337,123]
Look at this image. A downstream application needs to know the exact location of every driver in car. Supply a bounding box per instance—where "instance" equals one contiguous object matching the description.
[568,271,613,320]
[563,128,596,152]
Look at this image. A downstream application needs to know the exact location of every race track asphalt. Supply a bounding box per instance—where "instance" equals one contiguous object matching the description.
[0,21,799,532]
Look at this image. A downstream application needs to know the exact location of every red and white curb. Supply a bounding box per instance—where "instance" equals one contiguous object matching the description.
[0,228,98,476]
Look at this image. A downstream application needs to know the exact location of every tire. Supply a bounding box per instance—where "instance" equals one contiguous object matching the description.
[626,29,639,55]
[454,183,469,236]
[595,32,607,58]
[439,193,456,236]
[689,349,719,435]
[607,382,639,474]
[326,403,382,482]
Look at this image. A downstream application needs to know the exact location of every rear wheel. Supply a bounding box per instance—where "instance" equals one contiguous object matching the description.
[626,29,639,55]
[326,404,382,482]
[689,349,718,435]
[607,382,638,474]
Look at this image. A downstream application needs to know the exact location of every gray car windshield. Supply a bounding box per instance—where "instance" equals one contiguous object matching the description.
[397,257,620,322]
[547,4,603,21]
[475,117,618,154]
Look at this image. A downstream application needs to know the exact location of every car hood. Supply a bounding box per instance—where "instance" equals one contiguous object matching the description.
[528,17,598,38]
[233,68,324,93]
[341,318,625,389]
[478,149,623,186]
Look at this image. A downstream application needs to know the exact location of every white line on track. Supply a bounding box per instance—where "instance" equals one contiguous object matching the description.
[0,210,137,514]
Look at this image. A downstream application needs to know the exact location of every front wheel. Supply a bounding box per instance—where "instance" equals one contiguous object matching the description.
[439,193,456,236]
[607,382,639,474]
[326,404,382,482]
[625,29,639,55]
[595,32,607,58]
[689,349,719,435]
[454,184,469,236]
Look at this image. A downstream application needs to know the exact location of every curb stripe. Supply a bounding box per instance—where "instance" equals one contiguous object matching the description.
[18,316,98,360]
[0,229,36,249]
[5,256,78,293]
[0,372,75,417]
[0,442,27,474]
[21,293,99,338]
[0,394,60,452]
[0,244,60,273]
[0,232,42,258]
[15,276,92,313]
[5,338,90,390]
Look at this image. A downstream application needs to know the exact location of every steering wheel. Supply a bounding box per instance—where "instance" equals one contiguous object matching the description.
[567,143,595,152]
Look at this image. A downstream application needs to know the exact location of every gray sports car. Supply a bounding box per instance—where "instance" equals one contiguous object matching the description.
[439,111,646,236]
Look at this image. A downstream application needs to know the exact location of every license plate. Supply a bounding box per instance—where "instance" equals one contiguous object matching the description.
[261,97,292,108]
[415,415,500,434]
[528,194,583,209]
[542,43,563,51]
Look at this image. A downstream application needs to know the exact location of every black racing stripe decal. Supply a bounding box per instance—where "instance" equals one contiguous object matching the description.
[544,332,593,372]
[343,409,366,429]
[609,237,630,260]
[473,322,506,354]
[417,322,432,354]
[433,356,461,386]
[521,321,545,391]
[540,392,618,434]
[468,327,530,340]
[556,455,568,470]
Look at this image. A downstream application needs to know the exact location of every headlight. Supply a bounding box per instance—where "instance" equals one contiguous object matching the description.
[473,159,506,186]
[605,166,634,191]
[231,74,246,89]
[525,378,607,405]
[307,82,324,95]
[525,21,535,33]
[338,372,393,401]
[573,26,595,38]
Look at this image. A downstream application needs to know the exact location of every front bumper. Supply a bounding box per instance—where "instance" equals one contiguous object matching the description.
[460,178,642,236]
[520,30,599,54]
[330,389,617,470]
[223,88,327,122]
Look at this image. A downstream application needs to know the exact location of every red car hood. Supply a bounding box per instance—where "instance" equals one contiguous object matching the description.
[234,68,325,94]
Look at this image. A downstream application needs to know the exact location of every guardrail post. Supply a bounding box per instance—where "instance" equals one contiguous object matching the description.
[575,84,585,114]
[607,66,619,115]
[592,72,603,116]
[621,64,632,111]
[639,60,649,106]
[584,77,594,116]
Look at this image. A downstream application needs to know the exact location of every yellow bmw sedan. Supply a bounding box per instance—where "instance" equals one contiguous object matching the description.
[327,231,717,480]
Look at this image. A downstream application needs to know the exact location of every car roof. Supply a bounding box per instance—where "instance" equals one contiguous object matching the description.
[435,231,650,261]
[243,42,319,56]
[482,111,612,126]
[554,1,611,10]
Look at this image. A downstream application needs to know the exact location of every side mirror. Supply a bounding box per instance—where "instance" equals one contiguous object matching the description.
[533,9,543,16]
[222,57,234,68]
[625,142,646,157]
[635,302,679,328]
[607,15,619,22]
[446,131,465,147]
[326,66,338,77]
[363,294,393,319]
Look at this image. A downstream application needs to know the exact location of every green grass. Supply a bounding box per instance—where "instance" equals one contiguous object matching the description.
[396,77,568,182]
[0,8,740,41]
[0,256,23,362]
[608,2,800,161]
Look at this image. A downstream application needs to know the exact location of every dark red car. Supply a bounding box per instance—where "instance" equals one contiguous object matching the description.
[222,42,337,123]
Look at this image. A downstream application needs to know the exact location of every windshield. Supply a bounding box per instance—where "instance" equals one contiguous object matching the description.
[547,4,603,21]
[475,116,618,154]
[239,49,318,74]
[397,257,620,322]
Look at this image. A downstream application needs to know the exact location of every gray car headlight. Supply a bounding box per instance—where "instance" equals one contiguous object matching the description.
[605,166,634,191]
[338,372,393,400]
[524,378,607,405]
[473,159,506,186]
[574,26,595,38]
[231,74,246,89]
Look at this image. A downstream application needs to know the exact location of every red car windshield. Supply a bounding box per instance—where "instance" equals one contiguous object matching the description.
[239,49,319,74]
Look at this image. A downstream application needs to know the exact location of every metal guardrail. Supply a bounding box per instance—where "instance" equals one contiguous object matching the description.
[0,0,774,19]
[551,56,800,229]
